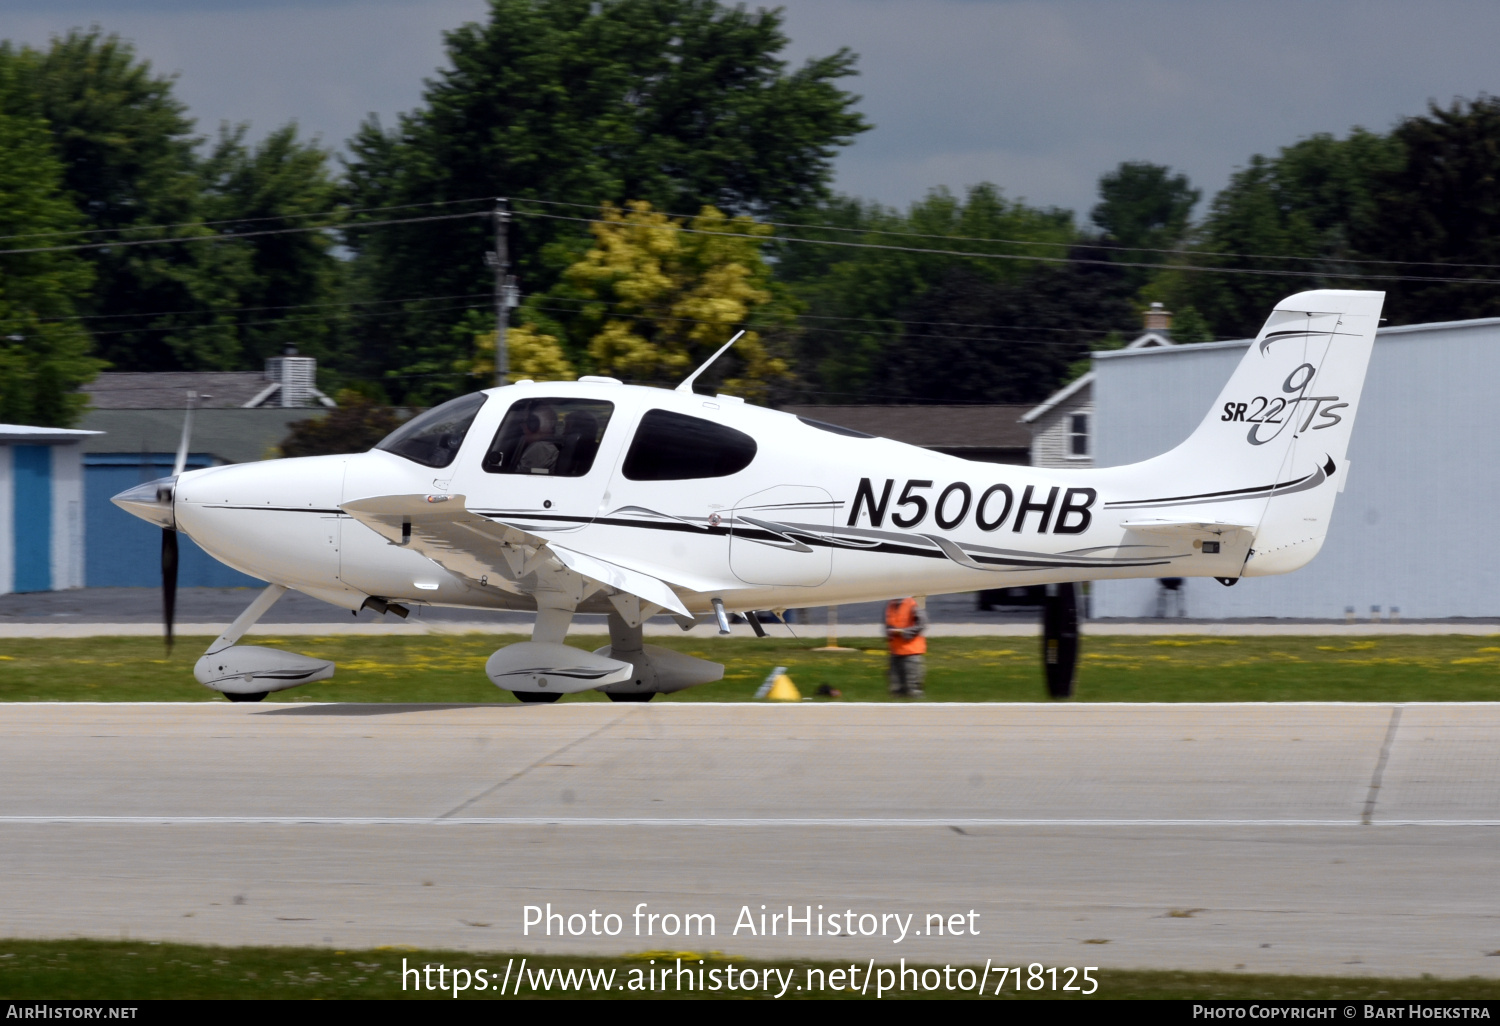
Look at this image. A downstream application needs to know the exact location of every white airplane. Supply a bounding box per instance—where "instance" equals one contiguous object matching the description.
[114,289,1384,703]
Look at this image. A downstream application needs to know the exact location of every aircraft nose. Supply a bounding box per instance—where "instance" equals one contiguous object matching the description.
[112,476,177,529]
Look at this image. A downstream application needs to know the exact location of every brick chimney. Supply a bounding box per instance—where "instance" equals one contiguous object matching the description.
[1143,302,1172,332]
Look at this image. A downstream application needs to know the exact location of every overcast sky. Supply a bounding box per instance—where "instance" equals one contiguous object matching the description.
[7,0,1500,222]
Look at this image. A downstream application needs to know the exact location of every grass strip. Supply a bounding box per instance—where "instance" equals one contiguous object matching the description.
[0,939,1496,1000]
[2,634,1500,704]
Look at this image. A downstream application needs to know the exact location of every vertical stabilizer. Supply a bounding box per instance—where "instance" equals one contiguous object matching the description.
[1107,289,1384,577]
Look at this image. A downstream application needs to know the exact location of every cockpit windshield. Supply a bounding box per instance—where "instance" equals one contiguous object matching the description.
[374,392,487,469]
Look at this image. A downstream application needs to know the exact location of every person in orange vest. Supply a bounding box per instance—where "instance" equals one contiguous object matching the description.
[884,596,928,697]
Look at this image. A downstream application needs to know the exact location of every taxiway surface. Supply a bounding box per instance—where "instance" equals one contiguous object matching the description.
[2,702,1498,978]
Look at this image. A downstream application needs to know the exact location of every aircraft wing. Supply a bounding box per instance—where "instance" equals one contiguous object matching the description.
[340,493,691,617]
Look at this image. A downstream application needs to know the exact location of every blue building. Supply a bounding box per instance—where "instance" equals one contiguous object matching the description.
[0,424,96,594]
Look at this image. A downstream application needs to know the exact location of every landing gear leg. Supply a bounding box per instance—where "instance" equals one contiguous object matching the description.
[598,611,657,702]
[506,597,579,704]
[1041,582,1079,700]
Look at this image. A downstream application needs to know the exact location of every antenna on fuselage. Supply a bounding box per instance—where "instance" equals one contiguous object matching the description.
[675,330,745,393]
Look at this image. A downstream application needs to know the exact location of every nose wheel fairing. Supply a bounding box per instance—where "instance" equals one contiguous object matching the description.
[189,584,337,699]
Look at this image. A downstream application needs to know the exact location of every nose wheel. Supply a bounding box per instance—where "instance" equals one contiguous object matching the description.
[225,692,269,703]
[606,692,655,703]
[512,691,562,704]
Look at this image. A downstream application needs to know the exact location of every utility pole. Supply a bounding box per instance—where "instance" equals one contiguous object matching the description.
[487,198,517,387]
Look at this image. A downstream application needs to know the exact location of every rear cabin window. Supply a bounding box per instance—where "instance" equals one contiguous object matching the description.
[622,409,757,481]
[482,398,615,477]
[375,392,487,469]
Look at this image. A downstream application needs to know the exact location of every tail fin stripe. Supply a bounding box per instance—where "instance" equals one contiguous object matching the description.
[1105,461,1332,510]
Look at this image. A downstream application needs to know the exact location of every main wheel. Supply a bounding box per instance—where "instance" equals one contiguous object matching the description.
[226,692,269,703]
[513,691,562,704]
[606,692,655,703]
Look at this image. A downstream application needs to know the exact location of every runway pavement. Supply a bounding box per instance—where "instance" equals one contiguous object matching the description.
[2,702,1498,979]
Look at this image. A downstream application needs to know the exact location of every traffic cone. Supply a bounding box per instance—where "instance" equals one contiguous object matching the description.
[766,673,801,701]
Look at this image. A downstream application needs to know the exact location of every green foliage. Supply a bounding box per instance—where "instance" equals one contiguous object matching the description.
[1167,304,1215,344]
[276,391,404,458]
[0,28,346,376]
[199,122,345,368]
[1091,161,1198,288]
[0,94,99,426]
[489,201,795,398]
[0,28,226,371]
[781,184,1133,404]
[1359,96,1500,324]
[341,0,868,403]
[1158,129,1401,338]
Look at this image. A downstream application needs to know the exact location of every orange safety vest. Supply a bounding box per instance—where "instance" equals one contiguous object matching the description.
[885,598,927,656]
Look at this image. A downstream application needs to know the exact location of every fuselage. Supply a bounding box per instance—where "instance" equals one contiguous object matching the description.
[166,377,1251,616]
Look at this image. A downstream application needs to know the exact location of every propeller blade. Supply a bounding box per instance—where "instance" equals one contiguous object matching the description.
[162,527,178,652]
[172,393,196,478]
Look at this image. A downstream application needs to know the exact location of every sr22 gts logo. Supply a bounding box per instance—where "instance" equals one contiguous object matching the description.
[1222,363,1347,446]
[848,478,1096,535]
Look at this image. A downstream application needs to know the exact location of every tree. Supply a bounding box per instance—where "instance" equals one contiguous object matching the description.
[1091,161,1198,288]
[0,101,99,426]
[1358,96,1500,324]
[875,248,1138,404]
[474,201,791,399]
[0,29,236,371]
[199,122,345,369]
[1158,129,1400,338]
[0,29,347,375]
[779,183,1083,403]
[341,0,868,402]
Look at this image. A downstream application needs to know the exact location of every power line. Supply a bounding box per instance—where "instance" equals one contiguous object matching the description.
[8,291,493,327]
[524,296,1137,341]
[57,299,494,340]
[7,184,1500,274]
[5,191,1499,287]
[0,210,487,257]
[511,208,1500,286]
[0,196,492,246]
[512,196,1500,273]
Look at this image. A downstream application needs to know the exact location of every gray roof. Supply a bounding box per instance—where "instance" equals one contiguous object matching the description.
[83,372,280,410]
[780,405,1032,450]
[77,408,318,464]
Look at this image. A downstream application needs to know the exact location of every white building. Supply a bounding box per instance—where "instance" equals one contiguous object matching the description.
[1023,303,1175,467]
[0,424,98,594]
[1090,315,1500,620]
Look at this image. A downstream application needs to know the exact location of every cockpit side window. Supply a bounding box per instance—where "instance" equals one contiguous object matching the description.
[374,392,487,469]
[482,398,615,477]
[621,408,757,481]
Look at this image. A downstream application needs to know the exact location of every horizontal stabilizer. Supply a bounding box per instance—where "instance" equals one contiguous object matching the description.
[1119,519,1256,535]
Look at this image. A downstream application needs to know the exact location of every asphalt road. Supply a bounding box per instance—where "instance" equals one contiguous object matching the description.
[2,702,1497,978]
